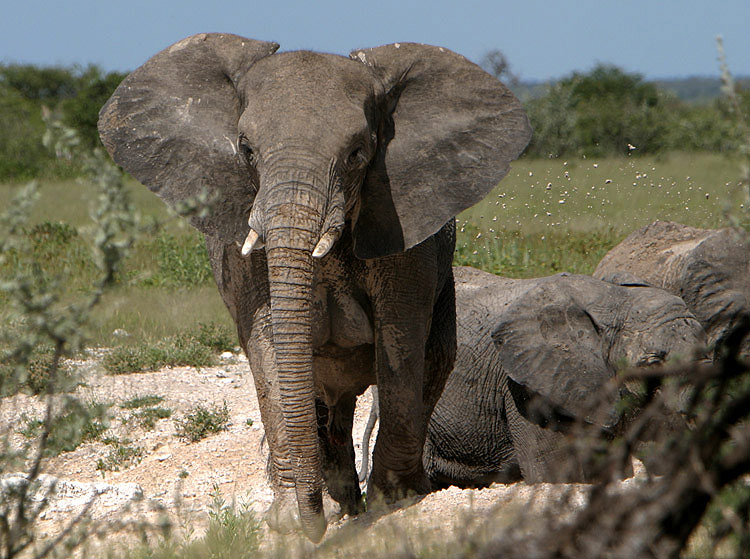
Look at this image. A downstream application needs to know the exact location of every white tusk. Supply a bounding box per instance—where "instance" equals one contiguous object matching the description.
[312,230,337,258]
[241,228,260,256]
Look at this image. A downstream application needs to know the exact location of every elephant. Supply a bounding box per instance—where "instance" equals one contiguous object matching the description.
[359,266,707,486]
[97,33,531,540]
[593,220,750,359]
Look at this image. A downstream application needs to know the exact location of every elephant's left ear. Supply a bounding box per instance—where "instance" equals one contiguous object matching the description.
[349,43,532,258]
[491,280,620,429]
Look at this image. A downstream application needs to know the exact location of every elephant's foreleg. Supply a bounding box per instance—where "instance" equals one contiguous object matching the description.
[367,277,437,499]
[423,273,457,425]
[316,395,363,516]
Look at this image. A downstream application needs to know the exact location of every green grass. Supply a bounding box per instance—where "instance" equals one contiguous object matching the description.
[457,151,747,277]
[120,394,165,410]
[101,322,235,374]
[123,486,262,559]
[1,152,746,348]
[96,437,144,472]
[175,401,230,443]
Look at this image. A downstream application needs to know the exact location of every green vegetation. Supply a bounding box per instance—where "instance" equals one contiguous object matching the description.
[20,399,109,456]
[125,486,262,559]
[119,395,173,429]
[456,151,747,276]
[120,394,166,410]
[524,64,750,158]
[102,322,234,374]
[0,63,126,180]
[96,436,144,472]
[175,401,230,443]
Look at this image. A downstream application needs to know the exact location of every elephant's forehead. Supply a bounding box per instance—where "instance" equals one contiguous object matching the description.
[240,51,374,113]
[237,51,375,148]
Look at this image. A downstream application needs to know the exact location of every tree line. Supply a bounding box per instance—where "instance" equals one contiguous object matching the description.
[1,61,749,182]
[0,63,127,180]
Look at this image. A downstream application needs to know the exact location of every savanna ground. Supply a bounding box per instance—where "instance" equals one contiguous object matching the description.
[1,150,748,558]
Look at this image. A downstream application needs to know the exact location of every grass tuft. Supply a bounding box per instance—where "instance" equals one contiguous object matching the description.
[96,437,144,472]
[20,399,110,456]
[175,401,230,443]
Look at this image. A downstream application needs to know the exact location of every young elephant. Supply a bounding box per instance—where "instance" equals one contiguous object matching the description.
[593,220,749,358]
[422,266,707,487]
[98,34,531,540]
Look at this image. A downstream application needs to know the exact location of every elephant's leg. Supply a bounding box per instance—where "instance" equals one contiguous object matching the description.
[504,383,586,483]
[366,258,438,500]
[316,395,363,516]
[423,272,457,425]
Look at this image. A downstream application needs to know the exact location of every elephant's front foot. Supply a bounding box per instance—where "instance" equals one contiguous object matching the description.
[265,488,347,536]
[367,459,431,507]
[265,489,299,534]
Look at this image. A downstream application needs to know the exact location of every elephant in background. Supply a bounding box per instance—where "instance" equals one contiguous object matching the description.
[356,267,706,487]
[98,34,531,540]
[424,267,707,486]
[593,220,750,359]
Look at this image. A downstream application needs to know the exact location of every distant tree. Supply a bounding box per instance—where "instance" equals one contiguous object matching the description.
[525,64,673,157]
[0,64,79,102]
[480,49,519,85]
[62,67,127,149]
[0,63,127,178]
[0,84,62,180]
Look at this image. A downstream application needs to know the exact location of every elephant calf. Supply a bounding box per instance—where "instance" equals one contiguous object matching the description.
[593,220,750,359]
[423,266,707,487]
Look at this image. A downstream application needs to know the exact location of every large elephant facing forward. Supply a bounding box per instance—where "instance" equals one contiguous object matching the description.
[423,267,706,487]
[98,34,531,540]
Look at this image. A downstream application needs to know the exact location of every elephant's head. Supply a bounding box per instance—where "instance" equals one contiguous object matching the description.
[98,33,531,541]
[491,274,706,432]
[606,286,707,370]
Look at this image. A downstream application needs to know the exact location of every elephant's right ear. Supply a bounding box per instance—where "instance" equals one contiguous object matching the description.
[491,280,620,429]
[349,43,531,259]
[98,33,278,243]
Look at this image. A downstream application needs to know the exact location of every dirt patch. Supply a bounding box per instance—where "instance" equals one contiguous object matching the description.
[3,351,648,550]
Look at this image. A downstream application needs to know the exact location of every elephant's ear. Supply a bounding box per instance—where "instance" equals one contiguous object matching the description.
[349,43,532,259]
[491,280,620,429]
[98,33,279,243]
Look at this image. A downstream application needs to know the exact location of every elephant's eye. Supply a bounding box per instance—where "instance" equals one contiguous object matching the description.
[347,147,364,166]
[239,138,256,166]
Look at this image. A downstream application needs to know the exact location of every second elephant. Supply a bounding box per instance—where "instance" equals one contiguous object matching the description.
[423,266,707,486]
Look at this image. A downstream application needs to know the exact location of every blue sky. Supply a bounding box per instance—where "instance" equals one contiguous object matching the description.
[2,0,749,81]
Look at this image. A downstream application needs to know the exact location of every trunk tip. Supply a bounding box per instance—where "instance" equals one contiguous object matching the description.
[301,511,327,543]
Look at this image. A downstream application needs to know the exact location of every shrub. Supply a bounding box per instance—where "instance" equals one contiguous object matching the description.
[120,394,165,410]
[525,64,672,158]
[195,321,236,353]
[175,401,230,443]
[21,399,110,456]
[103,334,217,374]
[138,232,213,287]
[96,437,144,472]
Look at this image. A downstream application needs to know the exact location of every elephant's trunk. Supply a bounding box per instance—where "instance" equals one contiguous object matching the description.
[262,170,339,542]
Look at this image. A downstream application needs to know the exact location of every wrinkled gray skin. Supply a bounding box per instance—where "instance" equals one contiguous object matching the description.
[594,220,750,359]
[421,267,706,486]
[97,34,531,541]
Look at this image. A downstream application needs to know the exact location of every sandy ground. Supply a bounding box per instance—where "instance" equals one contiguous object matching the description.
[1,350,648,554]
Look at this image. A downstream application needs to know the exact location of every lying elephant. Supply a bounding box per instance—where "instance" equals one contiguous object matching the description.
[360,266,707,486]
[593,220,749,358]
